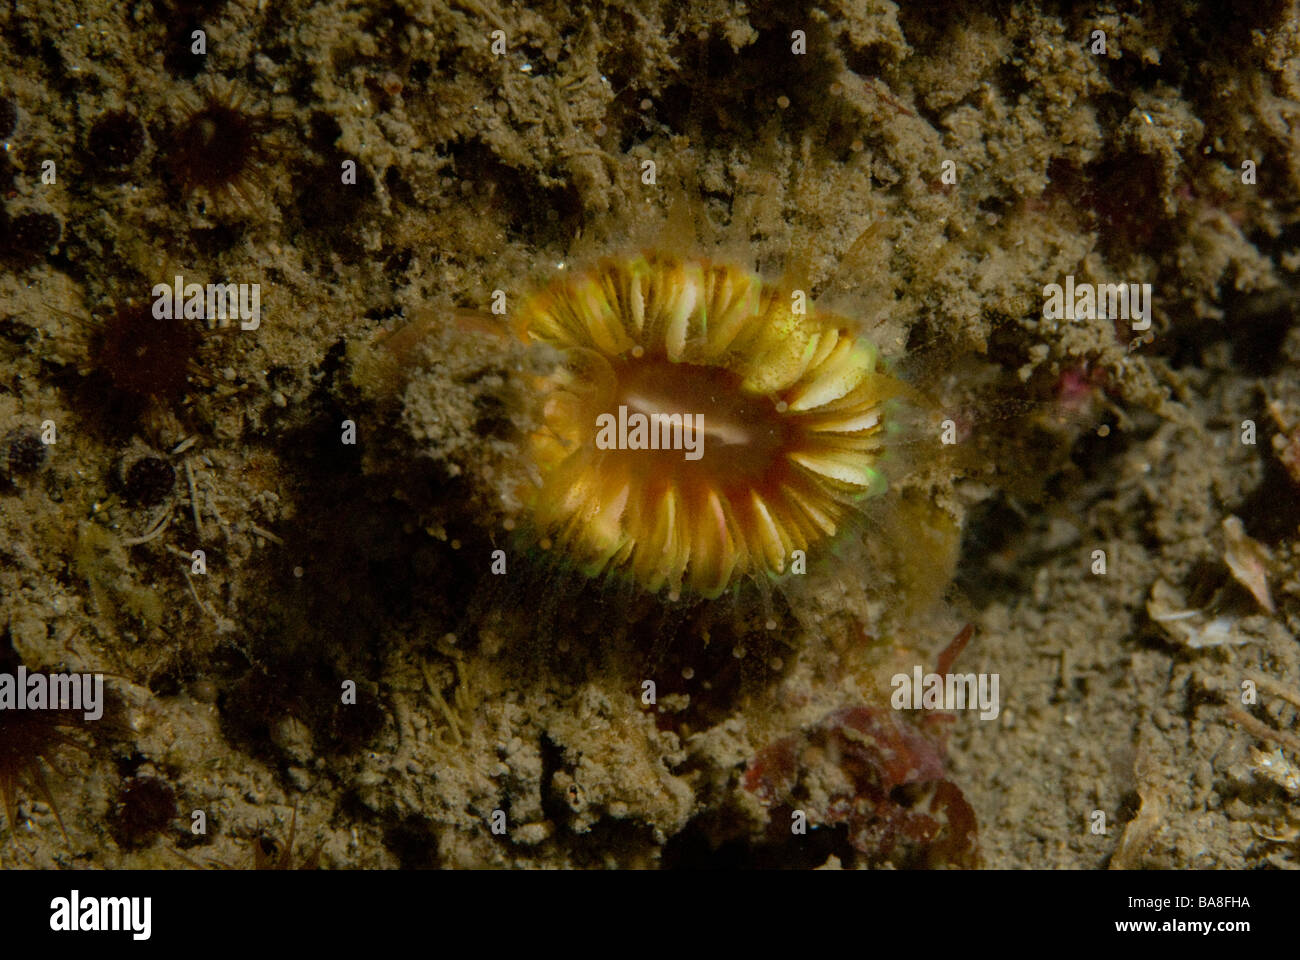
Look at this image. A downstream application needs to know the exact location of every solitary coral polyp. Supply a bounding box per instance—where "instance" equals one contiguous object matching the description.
[167,81,273,216]
[514,251,893,599]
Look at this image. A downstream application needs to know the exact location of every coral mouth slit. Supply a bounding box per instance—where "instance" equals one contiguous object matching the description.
[515,252,893,599]
[606,358,793,473]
